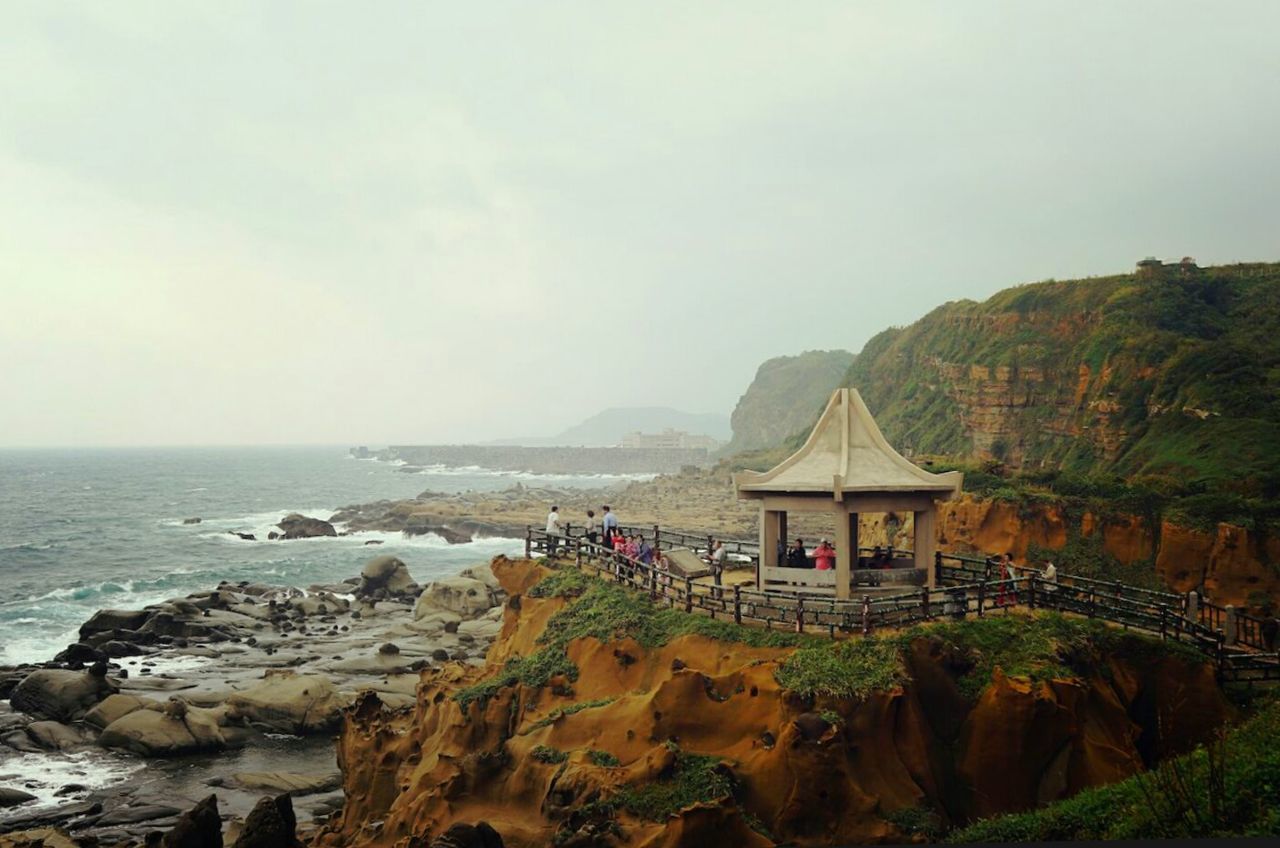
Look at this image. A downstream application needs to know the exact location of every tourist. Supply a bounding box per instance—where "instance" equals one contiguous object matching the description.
[995,553,1013,606]
[623,534,639,560]
[813,539,835,571]
[709,539,726,597]
[1042,560,1057,593]
[776,538,786,569]
[545,505,562,556]
[601,505,618,546]
[637,534,653,565]
[787,538,809,569]
[585,509,599,546]
[654,548,672,587]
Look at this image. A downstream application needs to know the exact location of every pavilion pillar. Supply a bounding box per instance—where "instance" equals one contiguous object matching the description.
[760,507,783,590]
[914,508,937,589]
[835,503,856,600]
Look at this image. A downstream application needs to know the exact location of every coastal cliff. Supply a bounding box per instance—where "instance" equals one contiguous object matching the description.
[314,556,1228,847]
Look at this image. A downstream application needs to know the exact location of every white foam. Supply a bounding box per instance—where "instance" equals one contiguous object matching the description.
[0,750,144,816]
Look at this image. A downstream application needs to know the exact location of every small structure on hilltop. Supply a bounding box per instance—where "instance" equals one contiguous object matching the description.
[733,388,962,598]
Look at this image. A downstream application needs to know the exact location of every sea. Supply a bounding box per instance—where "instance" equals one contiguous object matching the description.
[0,446,637,667]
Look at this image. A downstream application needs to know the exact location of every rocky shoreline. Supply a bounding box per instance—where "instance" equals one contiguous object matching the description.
[0,553,509,845]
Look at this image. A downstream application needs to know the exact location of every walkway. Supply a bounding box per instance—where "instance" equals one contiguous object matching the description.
[526,525,1280,684]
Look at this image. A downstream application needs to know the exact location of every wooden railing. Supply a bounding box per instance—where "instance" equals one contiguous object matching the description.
[524,526,1280,682]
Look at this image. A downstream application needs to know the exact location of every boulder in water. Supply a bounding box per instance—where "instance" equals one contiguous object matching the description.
[276,513,336,540]
[79,608,152,639]
[0,787,38,808]
[358,555,414,597]
[10,667,118,722]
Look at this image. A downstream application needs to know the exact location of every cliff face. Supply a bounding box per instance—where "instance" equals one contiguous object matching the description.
[852,494,1280,609]
[842,262,1280,487]
[725,350,855,456]
[314,557,1229,847]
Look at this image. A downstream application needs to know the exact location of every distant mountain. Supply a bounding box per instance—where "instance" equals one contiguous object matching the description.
[489,407,731,447]
[723,349,856,455]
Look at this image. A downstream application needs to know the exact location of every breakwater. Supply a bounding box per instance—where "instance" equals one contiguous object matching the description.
[352,444,712,474]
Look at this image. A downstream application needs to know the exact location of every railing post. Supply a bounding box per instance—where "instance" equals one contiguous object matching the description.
[649,563,657,600]
[795,595,805,634]
[653,524,660,550]
[733,584,742,625]
[861,595,872,636]
[1225,605,1238,647]
[934,550,943,585]
[685,576,693,614]
[525,526,532,559]
[1159,604,1168,640]
[1087,590,1096,619]
[1185,590,1200,625]
[575,538,582,567]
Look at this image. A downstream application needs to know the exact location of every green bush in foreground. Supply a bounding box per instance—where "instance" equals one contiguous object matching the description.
[614,747,736,821]
[951,697,1280,841]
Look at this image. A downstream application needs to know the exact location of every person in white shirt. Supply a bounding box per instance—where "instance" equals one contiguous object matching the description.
[545,506,562,556]
[1042,560,1057,592]
[709,540,726,597]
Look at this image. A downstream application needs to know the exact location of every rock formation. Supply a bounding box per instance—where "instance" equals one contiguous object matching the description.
[313,556,1229,847]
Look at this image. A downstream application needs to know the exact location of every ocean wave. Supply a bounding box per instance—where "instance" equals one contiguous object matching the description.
[0,750,145,817]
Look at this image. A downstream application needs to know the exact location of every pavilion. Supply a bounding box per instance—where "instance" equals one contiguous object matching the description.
[733,388,962,598]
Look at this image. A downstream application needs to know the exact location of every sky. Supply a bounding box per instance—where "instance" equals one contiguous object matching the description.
[2,1,1278,447]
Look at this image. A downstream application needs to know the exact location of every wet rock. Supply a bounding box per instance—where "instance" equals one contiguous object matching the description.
[163,793,223,847]
[53,642,107,666]
[0,799,102,830]
[80,609,152,639]
[232,794,301,848]
[10,667,118,722]
[225,772,342,796]
[358,556,414,597]
[276,514,336,540]
[24,720,85,751]
[378,643,399,655]
[0,787,38,807]
[230,532,257,542]
[95,803,184,826]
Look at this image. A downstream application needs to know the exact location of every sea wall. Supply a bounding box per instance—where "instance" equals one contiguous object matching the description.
[365,445,713,474]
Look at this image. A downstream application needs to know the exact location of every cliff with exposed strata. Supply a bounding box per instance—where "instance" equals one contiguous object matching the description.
[312,556,1229,847]
[841,261,1280,489]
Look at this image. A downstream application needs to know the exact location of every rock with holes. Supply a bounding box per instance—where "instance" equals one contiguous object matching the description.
[414,576,496,620]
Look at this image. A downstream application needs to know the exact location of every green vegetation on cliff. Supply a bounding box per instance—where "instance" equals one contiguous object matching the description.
[842,262,1280,495]
[952,695,1280,841]
[724,349,854,455]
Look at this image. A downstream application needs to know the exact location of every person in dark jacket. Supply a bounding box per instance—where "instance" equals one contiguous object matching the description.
[786,538,809,569]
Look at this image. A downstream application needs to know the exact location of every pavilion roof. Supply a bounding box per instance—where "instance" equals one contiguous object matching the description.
[733,388,962,498]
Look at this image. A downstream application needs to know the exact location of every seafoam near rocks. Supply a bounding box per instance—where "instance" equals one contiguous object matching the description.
[0,554,510,844]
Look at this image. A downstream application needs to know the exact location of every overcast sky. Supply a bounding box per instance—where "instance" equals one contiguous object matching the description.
[2,1,1278,447]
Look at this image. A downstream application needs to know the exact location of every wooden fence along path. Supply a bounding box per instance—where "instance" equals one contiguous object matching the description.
[526,525,1280,684]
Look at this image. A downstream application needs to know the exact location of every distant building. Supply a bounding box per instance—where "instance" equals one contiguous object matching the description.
[620,428,721,450]
[1136,256,1199,279]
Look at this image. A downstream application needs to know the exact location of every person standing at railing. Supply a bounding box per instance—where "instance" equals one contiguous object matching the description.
[601,505,618,547]
[584,510,599,546]
[1042,560,1057,595]
[995,553,1012,607]
[813,539,835,571]
[545,506,562,557]
[786,538,809,569]
[637,534,653,565]
[709,539,726,597]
